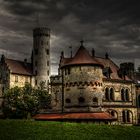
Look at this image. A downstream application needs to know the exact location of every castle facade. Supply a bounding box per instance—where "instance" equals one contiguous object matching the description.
[0,27,140,124]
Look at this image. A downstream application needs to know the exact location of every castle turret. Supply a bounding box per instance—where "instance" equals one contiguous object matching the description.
[33,27,50,87]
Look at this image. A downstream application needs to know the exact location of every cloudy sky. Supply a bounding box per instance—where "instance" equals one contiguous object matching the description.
[0,0,140,74]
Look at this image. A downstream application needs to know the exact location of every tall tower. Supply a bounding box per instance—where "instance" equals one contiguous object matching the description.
[33,27,50,87]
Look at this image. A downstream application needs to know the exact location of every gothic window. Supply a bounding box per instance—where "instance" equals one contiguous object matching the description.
[125,89,129,101]
[15,75,18,82]
[105,88,109,101]
[65,98,71,103]
[121,89,125,101]
[121,88,129,101]
[122,110,132,123]
[138,95,140,107]
[110,88,114,101]
[78,97,85,103]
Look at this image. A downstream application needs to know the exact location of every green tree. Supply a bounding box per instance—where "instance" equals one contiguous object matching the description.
[2,83,51,119]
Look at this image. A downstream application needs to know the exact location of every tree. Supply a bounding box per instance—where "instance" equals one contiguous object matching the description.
[2,83,51,119]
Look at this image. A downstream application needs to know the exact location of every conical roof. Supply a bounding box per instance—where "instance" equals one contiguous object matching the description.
[61,45,103,67]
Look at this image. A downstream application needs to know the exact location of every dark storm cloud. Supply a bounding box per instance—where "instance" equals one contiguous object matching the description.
[0,0,140,74]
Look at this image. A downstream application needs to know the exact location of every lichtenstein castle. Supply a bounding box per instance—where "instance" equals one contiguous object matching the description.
[0,27,140,124]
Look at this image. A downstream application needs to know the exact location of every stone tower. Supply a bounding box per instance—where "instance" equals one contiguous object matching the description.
[33,27,50,87]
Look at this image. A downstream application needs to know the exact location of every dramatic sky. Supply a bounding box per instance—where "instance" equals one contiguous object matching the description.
[0,0,140,74]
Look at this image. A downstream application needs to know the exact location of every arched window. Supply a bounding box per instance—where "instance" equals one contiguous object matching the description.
[138,95,140,107]
[78,97,85,103]
[122,110,132,123]
[122,110,126,123]
[105,88,109,101]
[110,88,114,101]
[125,89,129,101]
[93,97,98,103]
[126,110,130,122]
[121,89,125,101]
[65,98,71,103]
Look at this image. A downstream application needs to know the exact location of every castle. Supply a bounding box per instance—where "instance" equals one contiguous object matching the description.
[0,27,140,124]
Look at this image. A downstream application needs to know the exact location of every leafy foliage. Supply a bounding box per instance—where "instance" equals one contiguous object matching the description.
[2,82,51,119]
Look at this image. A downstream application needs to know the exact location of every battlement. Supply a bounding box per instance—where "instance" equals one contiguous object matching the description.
[33,27,50,37]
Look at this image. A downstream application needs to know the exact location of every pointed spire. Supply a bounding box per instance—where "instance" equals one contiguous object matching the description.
[80,40,84,47]
[92,48,95,57]
[105,52,109,59]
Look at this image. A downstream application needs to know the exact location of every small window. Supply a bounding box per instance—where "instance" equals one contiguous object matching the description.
[35,80,37,85]
[125,89,129,101]
[47,70,49,75]
[78,97,85,103]
[47,61,49,66]
[68,67,71,75]
[110,88,114,101]
[93,97,98,102]
[15,76,18,82]
[65,98,71,103]
[46,49,49,55]
[105,88,109,101]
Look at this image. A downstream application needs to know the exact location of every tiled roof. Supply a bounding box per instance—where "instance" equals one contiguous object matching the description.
[5,59,33,76]
[60,46,132,81]
[60,46,103,67]
[33,112,116,121]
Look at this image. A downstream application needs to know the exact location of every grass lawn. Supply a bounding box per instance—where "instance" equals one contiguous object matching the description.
[0,120,140,140]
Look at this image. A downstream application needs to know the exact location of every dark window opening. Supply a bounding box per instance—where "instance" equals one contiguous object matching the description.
[122,110,131,123]
[47,70,49,75]
[46,49,49,55]
[105,88,109,101]
[110,88,114,101]
[138,95,140,107]
[65,98,71,103]
[47,61,49,66]
[125,89,129,101]
[93,97,98,102]
[35,80,37,85]
[78,97,85,103]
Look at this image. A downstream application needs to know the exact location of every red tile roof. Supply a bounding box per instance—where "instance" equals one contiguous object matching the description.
[5,59,33,76]
[33,112,116,121]
[60,46,132,81]
[61,46,103,67]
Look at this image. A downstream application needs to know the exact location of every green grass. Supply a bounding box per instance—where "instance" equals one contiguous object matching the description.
[0,120,140,140]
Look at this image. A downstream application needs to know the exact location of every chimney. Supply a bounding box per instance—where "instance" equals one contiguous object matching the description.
[92,48,95,57]
[105,52,109,59]
[24,58,27,67]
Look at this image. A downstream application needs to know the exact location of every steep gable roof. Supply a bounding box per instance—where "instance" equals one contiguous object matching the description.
[5,59,33,76]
